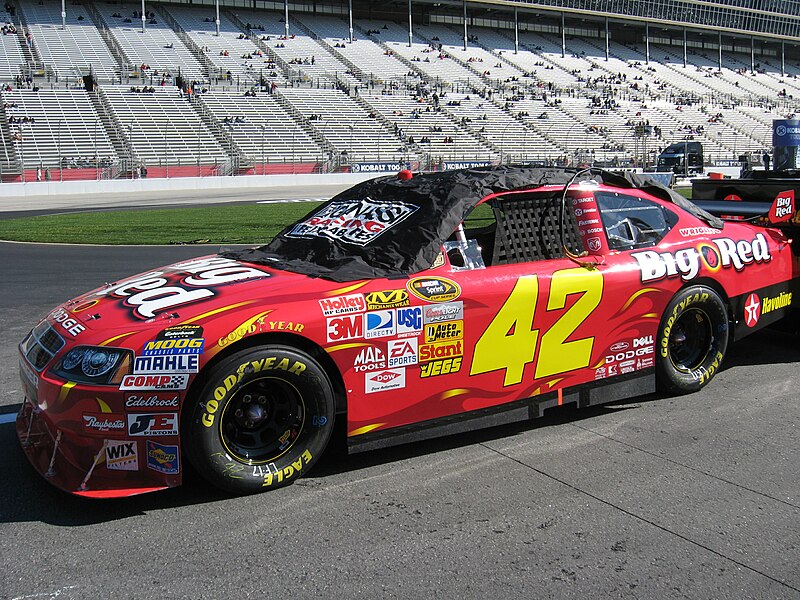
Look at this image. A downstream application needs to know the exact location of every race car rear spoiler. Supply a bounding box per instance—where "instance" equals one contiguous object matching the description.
[692,189,796,225]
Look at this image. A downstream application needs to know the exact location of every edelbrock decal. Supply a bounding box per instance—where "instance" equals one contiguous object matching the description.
[285,198,419,246]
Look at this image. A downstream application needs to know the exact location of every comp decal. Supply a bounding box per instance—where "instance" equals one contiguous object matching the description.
[97,257,269,320]
[285,198,419,246]
[632,233,771,283]
[119,374,189,391]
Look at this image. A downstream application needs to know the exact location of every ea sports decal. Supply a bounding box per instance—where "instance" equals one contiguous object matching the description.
[285,198,419,246]
[744,293,761,327]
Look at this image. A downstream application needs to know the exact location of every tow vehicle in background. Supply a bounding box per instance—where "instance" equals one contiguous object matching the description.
[17,166,800,497]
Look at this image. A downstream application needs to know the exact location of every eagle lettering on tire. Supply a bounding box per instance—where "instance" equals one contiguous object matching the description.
[185,345,335,494]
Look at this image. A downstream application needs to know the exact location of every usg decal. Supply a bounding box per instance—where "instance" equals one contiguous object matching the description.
[631,233,771,283]
[397,307,423,337]
[286,198,418,246]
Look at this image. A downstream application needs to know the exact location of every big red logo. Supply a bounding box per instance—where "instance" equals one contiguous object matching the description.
[127,413,179,436]
[326,315,363,342]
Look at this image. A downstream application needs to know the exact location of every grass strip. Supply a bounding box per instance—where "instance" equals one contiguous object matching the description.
[0,203,322,245]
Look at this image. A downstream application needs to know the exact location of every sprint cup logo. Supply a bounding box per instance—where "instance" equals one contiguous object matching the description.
[631,233,771,283]
[286,198,419,246]
[407,277,461,303]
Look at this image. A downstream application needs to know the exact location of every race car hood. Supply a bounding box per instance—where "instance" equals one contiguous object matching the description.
[47,256,308,340]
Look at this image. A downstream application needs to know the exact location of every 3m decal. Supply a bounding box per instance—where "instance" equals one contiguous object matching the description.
[120,374,189,391]
[319,294,366,316]
[407,277,461,302]
[387,338,418,367]
[105,440,138,471]
[632,233,771,283]
[365,310,396,339]
[424,320,463,343]
[97,257,268,320]
[134,355,199,374]
[471,268,603,386]
[365,368,406,393]
[354,345,386,372]
[127,413,179,436]
[423,301,463,324]
[364,290,410,310]
[143,337,204,356]
[397,307,423,337]
[82,413,126,434]
[146,441,180,474]
[420,357,462,378]
[327,315,363,342]
[124,394,180,410]
[286,198,419,246]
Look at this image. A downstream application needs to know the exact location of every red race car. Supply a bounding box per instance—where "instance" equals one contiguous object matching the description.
[16,167,800,497]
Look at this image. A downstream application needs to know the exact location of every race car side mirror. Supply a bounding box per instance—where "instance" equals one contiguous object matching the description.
[769,190,795,224]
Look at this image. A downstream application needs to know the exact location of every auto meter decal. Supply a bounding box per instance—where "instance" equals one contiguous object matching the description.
[631,233,771,283]
[407,277,461,302]
[286,198,419,246]
[95,257,269,320]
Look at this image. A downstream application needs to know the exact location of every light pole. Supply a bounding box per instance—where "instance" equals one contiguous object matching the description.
[94,119,99,180]
[164,120,169,178]
[348,124,354,165]
[291,124,296,174]
[57,119,62,182]
[260,124,265,175]
[127,123,134,178]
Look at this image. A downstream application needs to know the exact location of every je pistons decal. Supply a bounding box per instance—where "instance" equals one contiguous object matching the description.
[286,198,418,246]
[407,277,461,302]
[128,413,179,436]
[631,233,771,283]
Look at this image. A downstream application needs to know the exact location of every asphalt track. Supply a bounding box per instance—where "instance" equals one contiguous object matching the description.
[1,195,799,599]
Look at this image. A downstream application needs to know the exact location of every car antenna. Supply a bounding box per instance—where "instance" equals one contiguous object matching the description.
[560,167,602,269]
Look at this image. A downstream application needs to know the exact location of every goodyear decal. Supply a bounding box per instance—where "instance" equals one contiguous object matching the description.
[262,449,313,487]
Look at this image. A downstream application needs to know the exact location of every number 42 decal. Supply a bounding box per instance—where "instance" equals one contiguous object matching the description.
[470,268,603,386]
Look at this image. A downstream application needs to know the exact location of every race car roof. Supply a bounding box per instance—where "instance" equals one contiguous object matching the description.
[224,165,722,282]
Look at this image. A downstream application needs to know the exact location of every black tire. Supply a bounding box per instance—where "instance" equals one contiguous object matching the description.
[184,345,335,494]
[656,285,729,394]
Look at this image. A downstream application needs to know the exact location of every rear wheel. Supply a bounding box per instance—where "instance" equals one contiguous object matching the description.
[184,345,335,494]
[656,286,729,394]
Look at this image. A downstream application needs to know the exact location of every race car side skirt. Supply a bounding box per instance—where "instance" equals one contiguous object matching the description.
[347,369,654,454]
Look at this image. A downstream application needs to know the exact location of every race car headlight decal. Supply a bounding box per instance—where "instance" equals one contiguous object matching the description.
[51,346,133,385]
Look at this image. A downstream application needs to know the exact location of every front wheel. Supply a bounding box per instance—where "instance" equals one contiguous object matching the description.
[184,345,335,494]
[656,286,729,394]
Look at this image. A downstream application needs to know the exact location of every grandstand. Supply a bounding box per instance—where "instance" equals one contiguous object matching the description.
[0,0,798,181]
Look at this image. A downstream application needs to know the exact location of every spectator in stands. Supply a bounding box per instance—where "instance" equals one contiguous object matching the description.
[763,152,771,171]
